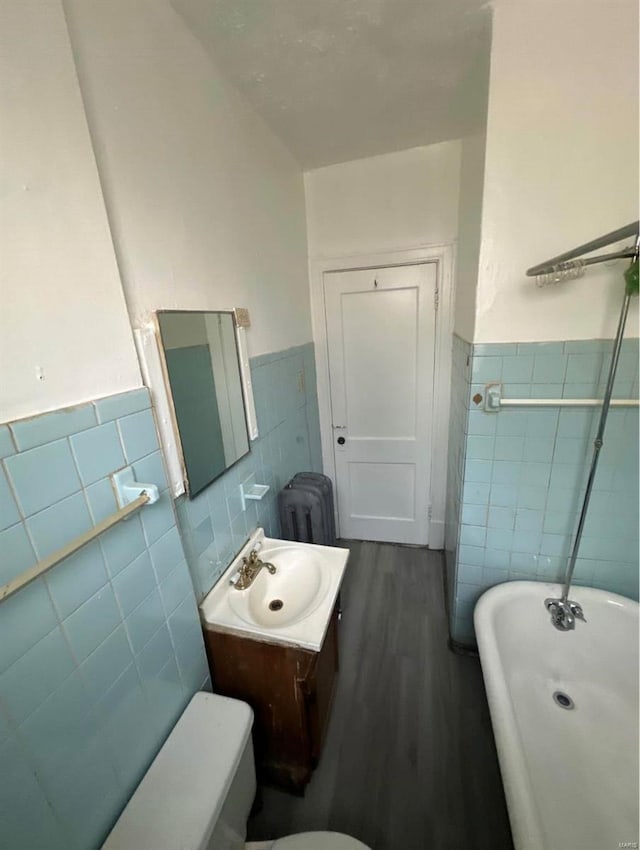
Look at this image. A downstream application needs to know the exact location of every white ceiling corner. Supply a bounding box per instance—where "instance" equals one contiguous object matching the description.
[172,0,492,169]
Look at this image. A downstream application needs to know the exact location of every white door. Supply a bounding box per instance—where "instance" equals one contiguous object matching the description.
[324,263,437,545]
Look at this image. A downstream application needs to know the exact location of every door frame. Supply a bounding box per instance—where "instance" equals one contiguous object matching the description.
[309,244,456,549]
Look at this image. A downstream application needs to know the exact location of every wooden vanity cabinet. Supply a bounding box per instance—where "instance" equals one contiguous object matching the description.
[203,605,339,793]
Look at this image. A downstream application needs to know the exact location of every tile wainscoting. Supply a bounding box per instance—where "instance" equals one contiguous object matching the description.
[446,335,639,645]
[0,388,208,849]
[0,341,323,848]
[444,335,472,628]
[175,342,322,600]
[0,344,322,850]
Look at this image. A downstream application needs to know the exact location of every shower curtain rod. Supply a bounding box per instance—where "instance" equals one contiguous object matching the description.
[526,221,639,277]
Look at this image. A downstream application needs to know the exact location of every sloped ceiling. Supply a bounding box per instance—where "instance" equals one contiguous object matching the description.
[173,0,492,169]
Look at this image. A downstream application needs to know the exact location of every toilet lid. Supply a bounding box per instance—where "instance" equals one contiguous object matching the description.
[272,831,371,850]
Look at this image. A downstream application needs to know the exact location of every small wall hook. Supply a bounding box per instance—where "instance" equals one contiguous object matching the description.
[374,278,378,288]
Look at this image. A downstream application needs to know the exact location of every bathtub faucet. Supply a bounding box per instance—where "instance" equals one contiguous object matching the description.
[544,597,586,631]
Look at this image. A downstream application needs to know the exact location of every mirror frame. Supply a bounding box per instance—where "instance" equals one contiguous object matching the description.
[154,309,252,498]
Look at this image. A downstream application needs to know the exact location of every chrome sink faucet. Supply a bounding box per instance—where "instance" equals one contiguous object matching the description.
[233,549,276,590]
[544,597,587,631]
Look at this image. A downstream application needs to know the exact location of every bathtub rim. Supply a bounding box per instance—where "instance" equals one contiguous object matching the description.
[474,580,639,850]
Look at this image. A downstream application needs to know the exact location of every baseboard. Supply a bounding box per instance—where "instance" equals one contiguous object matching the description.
[448,636,479,657]
[429,517,445,548]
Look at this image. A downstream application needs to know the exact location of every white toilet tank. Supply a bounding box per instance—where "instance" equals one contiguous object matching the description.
[102,692,256,850]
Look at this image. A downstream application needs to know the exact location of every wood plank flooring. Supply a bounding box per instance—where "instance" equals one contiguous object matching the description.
[247,541,514,850]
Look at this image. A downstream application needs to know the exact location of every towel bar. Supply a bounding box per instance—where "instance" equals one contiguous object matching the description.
[0,492,150,604]
[484,383,639,411]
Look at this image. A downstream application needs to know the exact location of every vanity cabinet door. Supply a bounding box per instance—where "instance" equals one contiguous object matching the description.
[203,626,314,791]
[203,602,340,792]
[303,604,339,764]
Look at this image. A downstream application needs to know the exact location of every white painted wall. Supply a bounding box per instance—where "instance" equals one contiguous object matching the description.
[304,143,462,259]
[305,143,461,550]
[475,0,639,343]
[455,133,486,342]
[63,0,312,359]
[0,0,141,423]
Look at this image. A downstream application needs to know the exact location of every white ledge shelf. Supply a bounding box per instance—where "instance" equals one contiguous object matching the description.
[240,483,270,510]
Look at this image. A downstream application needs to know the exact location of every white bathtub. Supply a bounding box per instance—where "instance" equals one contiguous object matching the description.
[475,581,639,850]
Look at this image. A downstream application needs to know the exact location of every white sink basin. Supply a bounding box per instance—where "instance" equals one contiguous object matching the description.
[228,543,327,628]
[200,529,349,651]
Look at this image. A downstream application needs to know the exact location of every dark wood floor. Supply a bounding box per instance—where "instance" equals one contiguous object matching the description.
[247,541,513,850]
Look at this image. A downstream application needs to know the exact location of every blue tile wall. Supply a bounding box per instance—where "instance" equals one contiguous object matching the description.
[444,335,472,623]
[447,337,639,645]
[0,389,209,850]
[175,342,323,600]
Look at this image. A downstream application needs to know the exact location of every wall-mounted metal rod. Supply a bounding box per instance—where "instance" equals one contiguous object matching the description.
[500,398,638,408]
[564,249,637,269]
[562,287,634,602]
[0,493,150,604]
[484,383,638,411]
[526,221,639,276]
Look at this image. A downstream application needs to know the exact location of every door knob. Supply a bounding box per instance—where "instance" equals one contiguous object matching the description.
[337,436,346,445]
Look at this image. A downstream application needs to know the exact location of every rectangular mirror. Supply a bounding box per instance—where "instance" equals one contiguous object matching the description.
[156,310,250,497]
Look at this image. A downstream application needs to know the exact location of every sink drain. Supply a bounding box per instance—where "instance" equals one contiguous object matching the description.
[269,599,284,612]
[552,691,575,710]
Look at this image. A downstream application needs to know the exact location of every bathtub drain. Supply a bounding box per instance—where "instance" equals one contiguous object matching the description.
[269,599,284,612]
[552,691,575,710]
